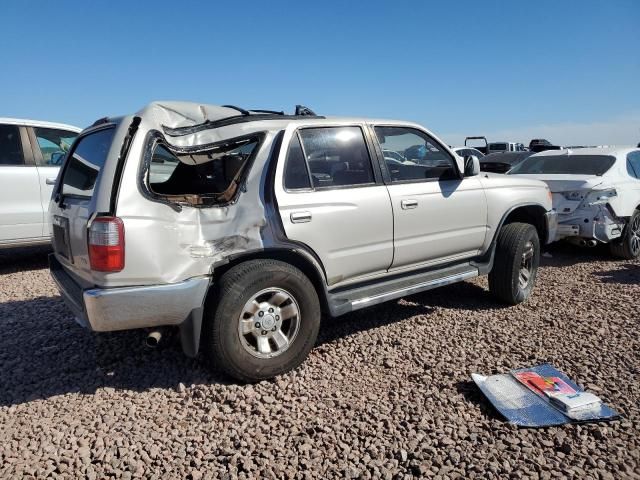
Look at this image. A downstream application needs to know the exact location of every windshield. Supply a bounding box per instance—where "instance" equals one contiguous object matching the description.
[490,143,507,151]
[509,154,616,175]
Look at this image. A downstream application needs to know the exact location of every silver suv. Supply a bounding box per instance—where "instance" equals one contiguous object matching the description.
[49,102,556,381]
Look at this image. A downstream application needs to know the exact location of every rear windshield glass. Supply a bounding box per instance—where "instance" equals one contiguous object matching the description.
[490,143,507,151]
[147,135,260,205]
[61,128,115,198]
[509,154,616,175]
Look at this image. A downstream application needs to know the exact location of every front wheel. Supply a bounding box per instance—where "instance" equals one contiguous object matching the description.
[610,210,640,260]
[202,259,321,382]
[489,222,540,305]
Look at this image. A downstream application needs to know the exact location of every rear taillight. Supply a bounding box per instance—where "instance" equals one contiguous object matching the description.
[88,217,125,272]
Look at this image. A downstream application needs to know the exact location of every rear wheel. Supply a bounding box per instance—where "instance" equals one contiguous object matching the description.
[203,259,321,382]
[489,222,540,305]
[610,210,640,260]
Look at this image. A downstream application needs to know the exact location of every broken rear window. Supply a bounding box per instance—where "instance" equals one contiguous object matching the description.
[147,135,260,205]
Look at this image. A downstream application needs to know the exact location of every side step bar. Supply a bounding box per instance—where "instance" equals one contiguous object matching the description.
[327,263,479,316]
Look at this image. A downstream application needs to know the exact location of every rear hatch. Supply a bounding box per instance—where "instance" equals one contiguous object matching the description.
[50,124,119,287]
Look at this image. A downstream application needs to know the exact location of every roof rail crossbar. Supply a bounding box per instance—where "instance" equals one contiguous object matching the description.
[221,105,250,116]
[248,109,285,115]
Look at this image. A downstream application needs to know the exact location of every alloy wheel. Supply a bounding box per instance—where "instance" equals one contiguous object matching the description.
[519,240,535,289]
[630,215,640,257]
[237,288,301,358]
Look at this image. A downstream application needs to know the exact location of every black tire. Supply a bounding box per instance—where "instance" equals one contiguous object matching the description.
[203,259,321,382]
[609,210,640,260]
[488,222,540,305]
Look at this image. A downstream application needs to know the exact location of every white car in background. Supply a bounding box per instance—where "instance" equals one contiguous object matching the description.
[508,147,640,258]
[0,118,81,248]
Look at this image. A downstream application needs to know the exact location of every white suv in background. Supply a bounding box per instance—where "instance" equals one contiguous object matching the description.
[0,118,80,248]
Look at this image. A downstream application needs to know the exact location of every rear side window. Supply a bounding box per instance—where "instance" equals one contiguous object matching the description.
[297,127,374,188]
[34,127,78,166]
[61,127,115,198]
[0,124,25,166]
[147,135,260,205]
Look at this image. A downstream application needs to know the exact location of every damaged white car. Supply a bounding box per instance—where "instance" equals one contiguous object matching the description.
[48,102,556,381]
[509,147,640,258]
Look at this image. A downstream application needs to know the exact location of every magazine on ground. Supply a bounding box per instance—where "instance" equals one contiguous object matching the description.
[512,369,603,413]
[471,363,619,427]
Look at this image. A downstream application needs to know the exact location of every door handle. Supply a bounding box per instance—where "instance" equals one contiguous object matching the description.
[290,211,312,223]
[45,177,57,185]
[401,199,418,210]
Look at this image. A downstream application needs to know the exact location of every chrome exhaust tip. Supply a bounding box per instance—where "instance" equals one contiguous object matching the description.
[145,330,162,348]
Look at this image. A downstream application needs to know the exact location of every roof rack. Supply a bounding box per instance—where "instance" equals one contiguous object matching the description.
[162,104,323,137]
[222,104,316,117]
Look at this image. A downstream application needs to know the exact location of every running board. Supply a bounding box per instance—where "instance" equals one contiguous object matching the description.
[327,263,479,316]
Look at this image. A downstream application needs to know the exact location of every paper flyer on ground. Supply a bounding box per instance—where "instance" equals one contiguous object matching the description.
[472,364,620,427]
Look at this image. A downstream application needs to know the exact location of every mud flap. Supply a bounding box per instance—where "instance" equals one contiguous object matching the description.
[179,307,204,357]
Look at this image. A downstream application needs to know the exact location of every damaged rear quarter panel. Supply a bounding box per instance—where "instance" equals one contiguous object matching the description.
[103,115,278,287]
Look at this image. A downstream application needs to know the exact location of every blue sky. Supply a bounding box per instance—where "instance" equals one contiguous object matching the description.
[1,1,639,145]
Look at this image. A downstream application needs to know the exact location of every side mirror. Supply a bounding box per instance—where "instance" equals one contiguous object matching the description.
[464,155,480,176]
[50,151,65,165]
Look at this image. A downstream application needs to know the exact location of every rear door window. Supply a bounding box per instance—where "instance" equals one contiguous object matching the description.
[297,127,375,189]
[0,124,25,165]
[60,127,115,198]
[283,133,312,190]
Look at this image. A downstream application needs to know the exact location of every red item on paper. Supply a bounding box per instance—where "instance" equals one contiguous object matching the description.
[514,371,576,397]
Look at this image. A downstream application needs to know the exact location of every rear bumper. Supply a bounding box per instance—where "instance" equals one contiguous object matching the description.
[553,204,624,243]
[49,254,210,332]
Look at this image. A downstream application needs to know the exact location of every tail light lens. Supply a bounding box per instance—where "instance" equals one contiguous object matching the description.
[88,217,125,272]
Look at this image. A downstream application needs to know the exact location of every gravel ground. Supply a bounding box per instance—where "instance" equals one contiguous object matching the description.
[0,245,638,479]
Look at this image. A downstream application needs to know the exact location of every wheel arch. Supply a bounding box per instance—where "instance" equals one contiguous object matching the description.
[180,248,329,359]
[502,204,548,243]
[211,248,330,314]
[473,203,548,274]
